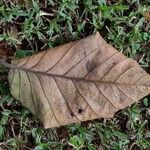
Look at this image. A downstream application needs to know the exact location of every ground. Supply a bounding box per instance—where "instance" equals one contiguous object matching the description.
[0,0,150,150]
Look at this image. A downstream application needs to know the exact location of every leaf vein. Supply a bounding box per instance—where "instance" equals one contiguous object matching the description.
[73,81,100,117]
[46,42,78,72]
[94,83,117,109]
[115,84,135,102]
[63,44,106,75]
[36,74,61,126]
[29,50,50,69]
[134,74,148,84]
[25,72,39,116]
[100,58,128,80]
[84,51,119,78]
[54,77,81,122]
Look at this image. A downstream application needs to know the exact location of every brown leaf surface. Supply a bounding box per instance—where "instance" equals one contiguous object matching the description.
[8,32,150,128]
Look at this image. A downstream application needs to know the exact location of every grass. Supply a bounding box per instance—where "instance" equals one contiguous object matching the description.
[0,0,150,149]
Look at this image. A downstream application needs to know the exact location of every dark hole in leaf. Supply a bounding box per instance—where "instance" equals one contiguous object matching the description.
[78,109,83,114]
[70,112,74,117]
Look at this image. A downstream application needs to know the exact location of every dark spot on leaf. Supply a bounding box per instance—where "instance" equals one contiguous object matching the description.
[70,113,74,117]
[86,60,96,72]
[112,62,117,65]
[78,109,83,114]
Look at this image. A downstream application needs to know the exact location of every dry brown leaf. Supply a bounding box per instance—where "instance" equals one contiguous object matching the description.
[8,32,150,128]
[0,41,13,62]
[143,11,150,21]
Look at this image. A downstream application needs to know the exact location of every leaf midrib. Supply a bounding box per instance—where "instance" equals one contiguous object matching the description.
[1,59,148,87]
